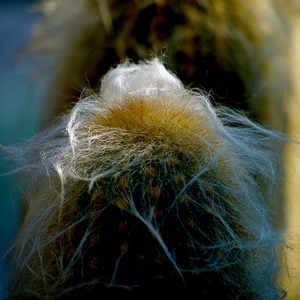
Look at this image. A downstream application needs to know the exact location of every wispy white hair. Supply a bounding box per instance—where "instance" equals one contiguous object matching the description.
[4,59,286,299]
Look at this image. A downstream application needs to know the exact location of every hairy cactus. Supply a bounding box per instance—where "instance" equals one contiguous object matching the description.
[6,60,286,299]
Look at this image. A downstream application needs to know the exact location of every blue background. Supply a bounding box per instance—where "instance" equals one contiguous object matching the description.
[0,0,42,296]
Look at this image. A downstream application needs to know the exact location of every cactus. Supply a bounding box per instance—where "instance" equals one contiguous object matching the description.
[6,59,286,299]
